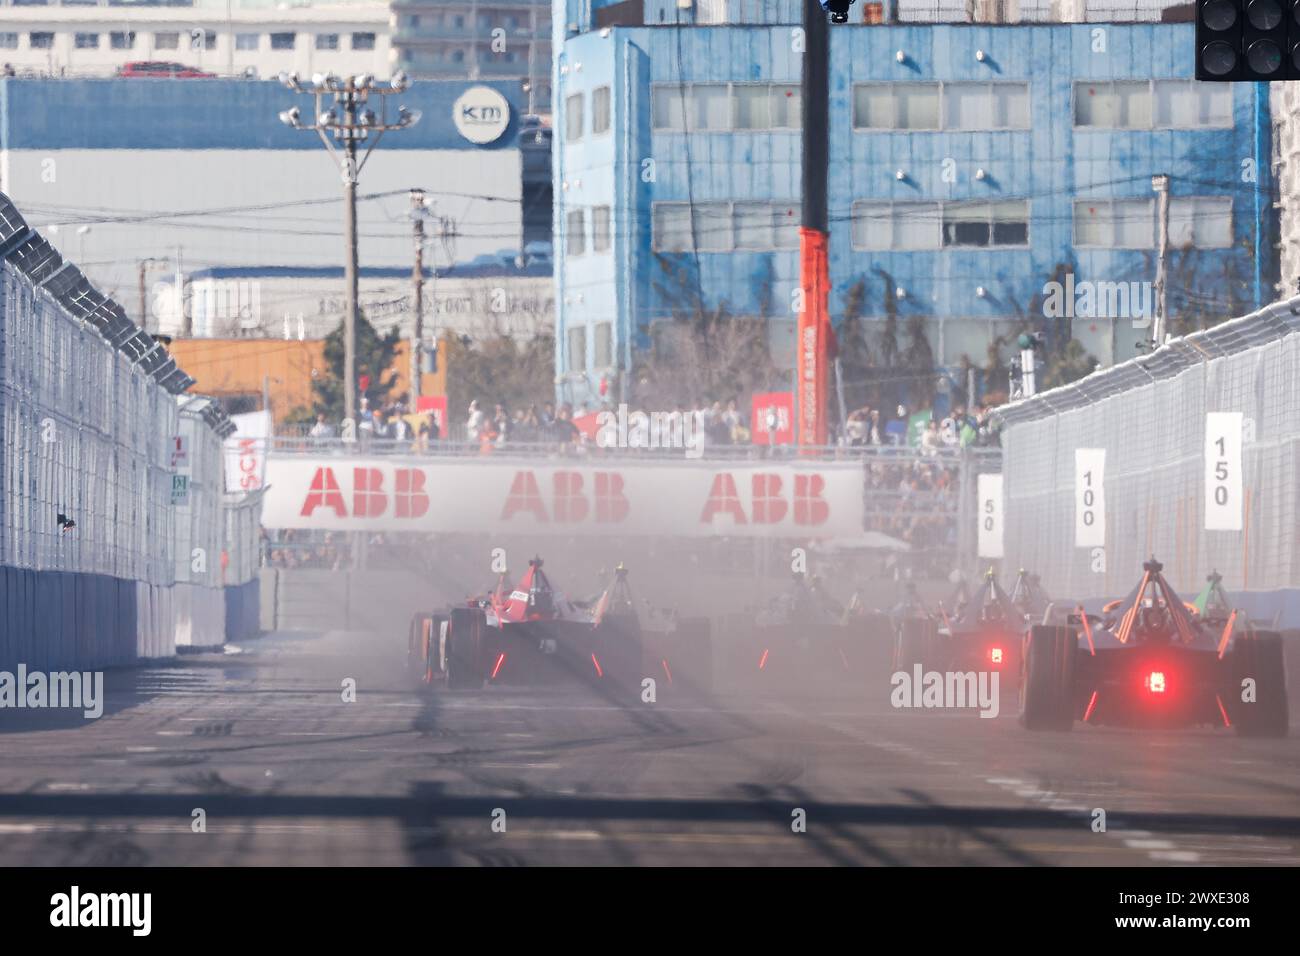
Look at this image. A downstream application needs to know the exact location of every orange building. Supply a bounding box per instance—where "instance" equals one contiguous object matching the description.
[167,338,446,423]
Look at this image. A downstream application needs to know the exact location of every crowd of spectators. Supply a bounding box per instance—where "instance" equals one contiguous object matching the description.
[844,402,1001,451]
[261,529,351,570]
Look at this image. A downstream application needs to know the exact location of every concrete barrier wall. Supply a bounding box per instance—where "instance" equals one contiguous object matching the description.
[173,583,226,649]
[224,578,260,644]
[0,565,158,671]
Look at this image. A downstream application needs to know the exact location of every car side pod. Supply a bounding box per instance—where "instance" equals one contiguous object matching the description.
[1227,631,1289,738]
[1021,624,1077,731]
[446,606,487,690]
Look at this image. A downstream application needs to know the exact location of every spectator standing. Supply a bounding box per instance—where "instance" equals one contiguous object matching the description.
[466,400,486,441]
[309,413,336,440]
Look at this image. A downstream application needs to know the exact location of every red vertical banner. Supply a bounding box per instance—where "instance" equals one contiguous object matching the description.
[797,226,830,447]
[751,391,794,445]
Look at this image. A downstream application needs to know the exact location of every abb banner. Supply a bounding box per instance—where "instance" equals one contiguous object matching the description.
[261,458,865,538]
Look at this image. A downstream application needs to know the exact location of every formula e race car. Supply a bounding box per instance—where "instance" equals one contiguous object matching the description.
[718,571,892,692]
[893,568,1027,689]
[1008,568,1052,621]
[1021,559,1289,736]
[407,558,712,694]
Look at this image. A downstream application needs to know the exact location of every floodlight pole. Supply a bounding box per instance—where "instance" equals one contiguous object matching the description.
[278,71,420,429]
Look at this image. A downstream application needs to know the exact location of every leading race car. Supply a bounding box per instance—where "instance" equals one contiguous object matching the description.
[408,558,711,695]
[893,568,1027,690]
[1021,558,1289,736]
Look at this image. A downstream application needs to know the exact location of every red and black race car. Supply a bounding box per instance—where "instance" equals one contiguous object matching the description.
[408,558,711,694]
[718,571,890,692]
[1021,558,1289,736]
[893,568,1027,689]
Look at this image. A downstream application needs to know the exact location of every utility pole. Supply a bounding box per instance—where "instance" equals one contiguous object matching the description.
[137,257,167,332]
[410,188,426,402]
[279,70,421,428]
[797,0,831,448]
[1152,173,1170,348]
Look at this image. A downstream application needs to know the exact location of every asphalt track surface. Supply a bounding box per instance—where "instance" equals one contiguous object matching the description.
[0,628,1297,866]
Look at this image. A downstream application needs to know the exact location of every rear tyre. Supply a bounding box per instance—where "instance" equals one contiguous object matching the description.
[1021,625,1077,731]
[446,607,485,690]
[408,613,434,680]
[1229,631,1289,738]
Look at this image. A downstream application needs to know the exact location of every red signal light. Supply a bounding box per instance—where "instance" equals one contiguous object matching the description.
[990,647,1004,664]
[1145,670,1166,694]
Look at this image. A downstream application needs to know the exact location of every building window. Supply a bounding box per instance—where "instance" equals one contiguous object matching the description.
[109,31,135,50]
[235,33,259,51]
[594,322,613,367]
[1073,197,1231,248]
[567,208,586,256]
[734,202,782,250]
[269,32,295,51]
[0,33,19,50]
[652,203,693,252]
[316,34,339,51]
[1170,197,1232,248]
[77,33,103,50]
[732,84,803,130]
[1154,80,1233,128]
[592,205,612,253]
[943,83,1030,130]
[943,201,1029,247]
[352,32,376,51]
[770,203,799,248]
[1073,199,1155,248]
[653,201,798,253]
[565,92,583,141]
[189,29,217,51]
[1073,81,1151,128]
[652,84,732,131]
[592,86,611,134]
[155,32,179,50]
[29,32,54,50]
[853,83,940,130]
[853,82,1027,130]
[852,201,942,251]
[568,325,587,370]
[1075,79,1236,129]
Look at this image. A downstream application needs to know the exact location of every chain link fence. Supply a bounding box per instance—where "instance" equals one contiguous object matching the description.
[0,190,261,665]
[996,297,1300,603]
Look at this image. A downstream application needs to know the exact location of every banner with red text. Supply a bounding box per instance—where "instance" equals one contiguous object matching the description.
[260,457,864,538]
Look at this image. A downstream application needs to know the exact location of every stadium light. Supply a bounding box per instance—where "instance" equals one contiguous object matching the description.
[277,75,421,428]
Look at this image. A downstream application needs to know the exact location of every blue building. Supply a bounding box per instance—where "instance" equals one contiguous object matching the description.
[552,4,1275,410]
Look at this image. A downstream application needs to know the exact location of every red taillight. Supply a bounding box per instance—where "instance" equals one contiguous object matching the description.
[1144,670,1166,694]
[491,652,506,680]
[591,653,604,678]
[758,649,770,670]
[989,647,1003,664]
[1083,690,1099,722]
